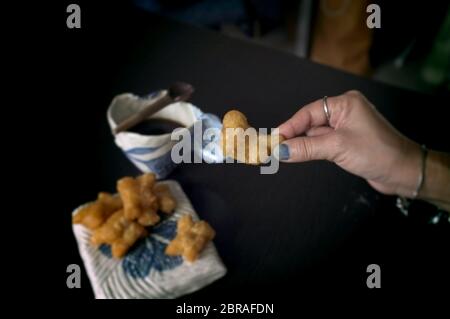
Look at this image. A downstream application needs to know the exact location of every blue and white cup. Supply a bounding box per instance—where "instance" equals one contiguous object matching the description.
[107,92,223,179]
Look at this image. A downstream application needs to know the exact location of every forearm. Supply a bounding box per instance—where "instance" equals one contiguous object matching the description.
[419,150,450,212]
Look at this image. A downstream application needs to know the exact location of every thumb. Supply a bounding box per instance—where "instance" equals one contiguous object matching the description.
[274,134,338,163]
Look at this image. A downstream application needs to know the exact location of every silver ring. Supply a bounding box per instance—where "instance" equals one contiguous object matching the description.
[323,96,331,125]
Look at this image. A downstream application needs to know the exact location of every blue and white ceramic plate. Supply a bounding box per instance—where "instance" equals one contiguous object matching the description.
[72,180,226,299]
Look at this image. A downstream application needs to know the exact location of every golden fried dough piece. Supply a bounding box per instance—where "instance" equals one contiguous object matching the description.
[221,110,284,164]
[76,173,182,259]
[98,192,123,212]
[137,173,157,200]
[137,173,160,226]
[165,215,215,262]
[137,209,160,226]
[117,177,142,220]
[72,202,105,229]
[154,184,177,214]
[111,222,148,258]
[90,209,128,245]
[72,192,123,230]
[223,109,250,129]
[91,209,148,258]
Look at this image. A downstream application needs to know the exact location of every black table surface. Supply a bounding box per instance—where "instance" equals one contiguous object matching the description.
[56,4,449,300]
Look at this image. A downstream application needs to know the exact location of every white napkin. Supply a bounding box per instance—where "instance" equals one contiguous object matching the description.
[72,180,227,299]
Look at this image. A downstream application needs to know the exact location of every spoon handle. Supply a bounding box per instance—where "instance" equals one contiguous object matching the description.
[114,91,173,134]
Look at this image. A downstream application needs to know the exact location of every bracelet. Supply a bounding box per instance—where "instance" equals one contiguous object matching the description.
[396,144,427,217]
[412,144,428,199]
[396,196,450,225]
[395,144,449,224]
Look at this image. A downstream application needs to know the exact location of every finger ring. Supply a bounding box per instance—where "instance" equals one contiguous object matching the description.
[323,95,331,125]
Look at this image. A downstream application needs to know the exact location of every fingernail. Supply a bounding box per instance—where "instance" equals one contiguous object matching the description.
[278,143,290,160]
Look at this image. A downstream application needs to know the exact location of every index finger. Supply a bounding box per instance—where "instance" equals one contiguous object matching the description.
[278,95,341,139]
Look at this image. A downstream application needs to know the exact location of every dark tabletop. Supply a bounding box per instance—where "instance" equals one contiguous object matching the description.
[57,4,449,300]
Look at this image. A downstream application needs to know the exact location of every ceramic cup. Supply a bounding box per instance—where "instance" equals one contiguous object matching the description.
[107,91,223,178]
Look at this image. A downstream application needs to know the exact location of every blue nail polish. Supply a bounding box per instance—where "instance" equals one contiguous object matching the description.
[278,144,290,160]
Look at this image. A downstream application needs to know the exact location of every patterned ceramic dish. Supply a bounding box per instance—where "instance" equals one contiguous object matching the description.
[72,180,227,299]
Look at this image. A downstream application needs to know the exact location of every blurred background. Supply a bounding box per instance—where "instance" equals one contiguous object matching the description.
[133,0,450,94]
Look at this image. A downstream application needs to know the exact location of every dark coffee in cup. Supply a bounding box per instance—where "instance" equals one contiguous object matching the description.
[129,118,185,135]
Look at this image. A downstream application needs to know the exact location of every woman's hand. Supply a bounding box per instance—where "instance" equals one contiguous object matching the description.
[277,90,423,198]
